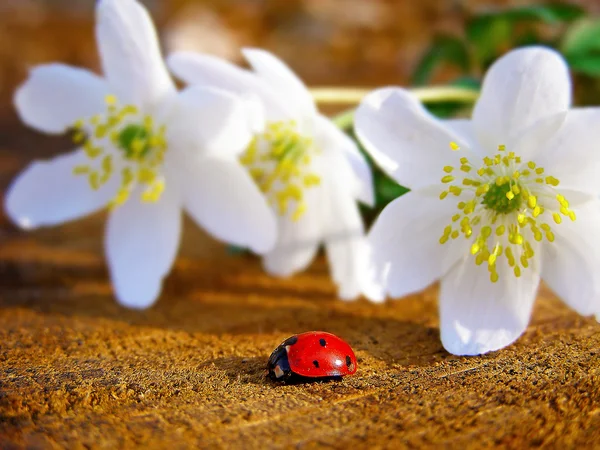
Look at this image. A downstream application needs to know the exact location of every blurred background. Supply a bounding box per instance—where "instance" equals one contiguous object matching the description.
[1,0,600,248]
[1,0,600,103]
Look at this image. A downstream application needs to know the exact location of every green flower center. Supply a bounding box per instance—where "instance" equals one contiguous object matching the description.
[116,124,151,159]
[70,95,167,208]
[482,180,522,214]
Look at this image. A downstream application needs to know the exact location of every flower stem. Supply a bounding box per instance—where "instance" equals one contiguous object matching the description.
[311,86,479,105]
[310,86,479,129]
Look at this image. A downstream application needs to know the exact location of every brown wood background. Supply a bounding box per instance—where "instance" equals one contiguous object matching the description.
[1,1,600,448]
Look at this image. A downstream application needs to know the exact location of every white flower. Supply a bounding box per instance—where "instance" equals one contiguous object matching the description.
[168,49,379,300]
[5,0,276,309]
[355,46,600,355]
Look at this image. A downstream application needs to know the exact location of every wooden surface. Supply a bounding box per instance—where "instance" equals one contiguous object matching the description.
[1,120,600,449]
[1,1,600,447]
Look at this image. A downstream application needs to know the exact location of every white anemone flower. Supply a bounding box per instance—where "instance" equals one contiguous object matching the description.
[5,0,276,309]
[168,49,379,300]
[355,46,600,355]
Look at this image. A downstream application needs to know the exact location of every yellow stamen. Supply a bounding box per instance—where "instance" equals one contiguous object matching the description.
[240,120,318,221]
[105,94,117,106]
[438,142,575,282]
[70,95,168,208]
[73,165,90,175]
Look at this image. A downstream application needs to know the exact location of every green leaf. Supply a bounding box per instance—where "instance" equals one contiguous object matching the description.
[540,3,586,22]
[412,35,470,86]
[466,14,512,65]
[502,4,585,24]
[449,76,481,90]
[561,19,600,77]
[568,54,600,76]
[375,174,409,207]
[467,4,585,65]
[514,30,544,47]
[561,19,600,57]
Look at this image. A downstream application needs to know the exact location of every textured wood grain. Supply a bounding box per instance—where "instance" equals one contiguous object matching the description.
[1,185,600,449]
[2,2,600,447]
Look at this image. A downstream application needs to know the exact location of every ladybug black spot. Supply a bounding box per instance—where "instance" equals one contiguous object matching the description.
[346,355,352,368]
[319,339,327,347]
[313,360,319,368]
[284,335,298,346]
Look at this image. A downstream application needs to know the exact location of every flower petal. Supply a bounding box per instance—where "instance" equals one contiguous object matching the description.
[320,168,377,300]
[167,51,291,121]
[367,188,468,299]
[242,48,316,129]
[5,149,118,229]
[14,64,109,134]
[541,200,600,316]
[343,147,374,207]
[509,111,566,161]
[355,88,469,189]
[181,157,276,254]
[535,108,600,195]
[326,237,378,301]
[440,259,540,356]
[444,119,478,150]
[96,0,175,107]
[167,86,254,159]
[105,184,182,309]
[472,47,571,152]
[263,216,321,277]
[263,186,323,277]
[314,114,374,206]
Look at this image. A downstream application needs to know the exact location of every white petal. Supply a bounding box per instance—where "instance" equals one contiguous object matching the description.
[535,108,600,195]
[509,111,566,161]
[343,148,375,207]
[326,237,381,301]
[181,157,276,254]
[14,64,109,134]
[355,88,470,189]
[444,119,478,149]
[242,93,266,134]
[167,51,290,121]
[440,259,540,356]
[263,213,321,277]
[168,86,254,158]
[320,171,376,300]
[367,188,468,299]
[263,185,323,277]
[472,47,571,151]
[106,184,182,309]
[242,48,316,128]
[541,200,600,316]
[315,114,374,206]
[96,0,175,107]
[5,149,118,229]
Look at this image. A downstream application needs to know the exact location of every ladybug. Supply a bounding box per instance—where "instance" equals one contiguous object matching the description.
[267,331,358,383]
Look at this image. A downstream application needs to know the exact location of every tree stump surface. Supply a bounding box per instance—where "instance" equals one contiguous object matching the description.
[1,1,600,443]
[1,125,599,449]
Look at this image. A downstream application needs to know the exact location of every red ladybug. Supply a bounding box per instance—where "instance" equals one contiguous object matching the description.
[267,331,358,383]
